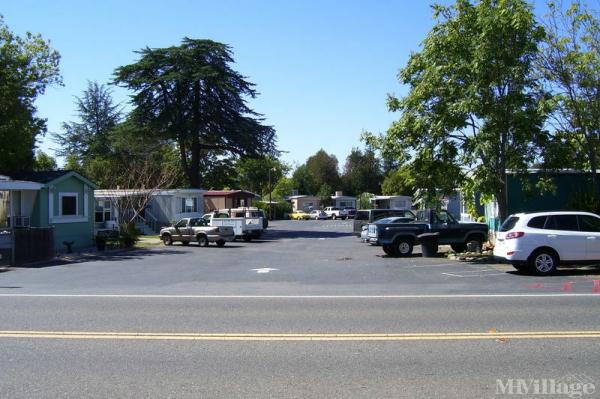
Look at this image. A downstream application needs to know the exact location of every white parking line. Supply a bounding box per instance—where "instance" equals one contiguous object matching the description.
[0,294,599,298]
[442,269,508,278]
[441,273,466,278]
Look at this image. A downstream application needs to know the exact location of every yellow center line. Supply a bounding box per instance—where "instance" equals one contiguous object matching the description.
[1,330,600,341]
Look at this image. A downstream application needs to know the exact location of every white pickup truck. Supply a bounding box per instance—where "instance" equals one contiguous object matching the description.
[323,206,348,220]
[202,212,263,242]
[226,207,268,229]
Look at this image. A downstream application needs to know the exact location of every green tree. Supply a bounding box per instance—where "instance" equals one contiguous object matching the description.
[381,165,415,196]
[305,149,341,191]
[292,164,318,195]
[317,183,333,207]
[107,119,186,188]
[113,38,277,188]
[342,147,383,195]
[0,15,61,173]
[194,152,238,190]
[33,150,57,171]
[235,156,290,196]
[54,81,121,162]
[538,1,600,193]
[366,0,546,220]
[271,177,295,200]
[357,192,375,209]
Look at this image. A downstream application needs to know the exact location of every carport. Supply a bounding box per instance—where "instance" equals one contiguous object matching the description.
[0,179,43,265]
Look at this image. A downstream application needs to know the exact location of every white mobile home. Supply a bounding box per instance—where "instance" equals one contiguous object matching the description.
[370,195,412,210]
[94,189,205,234]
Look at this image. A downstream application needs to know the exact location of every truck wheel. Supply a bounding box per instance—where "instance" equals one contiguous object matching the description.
[394,237,413,257]
[529,249,558,275]
[450,243,466,253]
[197,234,209,247]
[216,239,226,247]
[162,234,173,246]
[243,236,252,242]
[383,245,398,257]
[332,214,337,220]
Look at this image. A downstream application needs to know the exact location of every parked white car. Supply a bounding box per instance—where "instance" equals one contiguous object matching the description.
[494,211,600,275]
[309,210,328,220]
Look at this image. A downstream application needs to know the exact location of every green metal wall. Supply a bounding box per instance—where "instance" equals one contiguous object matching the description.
[506,173,596,216]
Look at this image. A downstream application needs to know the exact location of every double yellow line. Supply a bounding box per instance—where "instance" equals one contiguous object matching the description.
[1,330,600,341]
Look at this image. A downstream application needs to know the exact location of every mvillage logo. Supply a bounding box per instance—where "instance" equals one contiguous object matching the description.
[496,374,595,397]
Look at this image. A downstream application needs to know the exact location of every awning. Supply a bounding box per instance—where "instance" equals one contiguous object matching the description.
[0,180,43,190]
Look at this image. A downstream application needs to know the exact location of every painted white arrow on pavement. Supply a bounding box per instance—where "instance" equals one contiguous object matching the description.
[250,268,279,274]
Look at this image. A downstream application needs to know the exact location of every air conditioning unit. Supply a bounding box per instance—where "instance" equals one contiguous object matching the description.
[13,216,30,227]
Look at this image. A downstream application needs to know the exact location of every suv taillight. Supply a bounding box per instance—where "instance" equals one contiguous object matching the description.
[505,231,525,240]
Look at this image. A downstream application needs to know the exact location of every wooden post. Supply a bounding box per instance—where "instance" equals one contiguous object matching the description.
[9,190,14,266]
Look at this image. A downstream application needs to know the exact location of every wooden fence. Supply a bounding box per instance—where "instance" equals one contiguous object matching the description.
[14,228,54,266]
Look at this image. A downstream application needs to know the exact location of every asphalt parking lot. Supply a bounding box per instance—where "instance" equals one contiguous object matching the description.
[1,219,599,295]
[2,220,600,398]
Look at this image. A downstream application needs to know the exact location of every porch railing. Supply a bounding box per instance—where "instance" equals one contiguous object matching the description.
[145,210,158,232]
[6,216,30,228]
[132,209,159,233]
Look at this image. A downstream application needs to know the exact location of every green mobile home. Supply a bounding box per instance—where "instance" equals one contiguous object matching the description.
[0,171,98,263]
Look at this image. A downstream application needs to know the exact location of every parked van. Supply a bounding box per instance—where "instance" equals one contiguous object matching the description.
[353,209,415,236]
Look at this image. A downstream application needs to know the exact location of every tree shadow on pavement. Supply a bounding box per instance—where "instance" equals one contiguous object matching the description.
[15,248,193,269]
[256,230,355,241]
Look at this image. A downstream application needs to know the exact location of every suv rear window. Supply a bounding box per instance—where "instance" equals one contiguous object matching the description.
[527,216,546,229]
[499,216,519,232]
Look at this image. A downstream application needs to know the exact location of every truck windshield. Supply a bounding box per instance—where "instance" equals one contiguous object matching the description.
[434,211,457,224]
[355,211,369,221]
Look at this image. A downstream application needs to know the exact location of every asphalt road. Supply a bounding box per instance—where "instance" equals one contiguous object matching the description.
[1,220,600,398]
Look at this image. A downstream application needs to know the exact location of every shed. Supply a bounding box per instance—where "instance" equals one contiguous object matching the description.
[204,190,259,212]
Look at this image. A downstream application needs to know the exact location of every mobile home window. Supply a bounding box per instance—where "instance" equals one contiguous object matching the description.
[181,197,198,213]
[60,194,78,216]
[95,201,111,223]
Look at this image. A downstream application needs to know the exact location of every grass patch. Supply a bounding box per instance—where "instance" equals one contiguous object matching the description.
[135,235,163,249]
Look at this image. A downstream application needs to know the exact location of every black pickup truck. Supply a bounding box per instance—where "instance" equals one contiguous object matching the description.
[367,209,488,256]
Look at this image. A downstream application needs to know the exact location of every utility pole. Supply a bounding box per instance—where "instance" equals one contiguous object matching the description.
[268,168,272,221]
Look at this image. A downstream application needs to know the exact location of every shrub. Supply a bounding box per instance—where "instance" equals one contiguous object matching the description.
[569,190,600,214]
[119,222,139,248]
[254,201,293,219]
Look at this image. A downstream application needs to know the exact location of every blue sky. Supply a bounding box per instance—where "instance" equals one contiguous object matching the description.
[3,0,554,170]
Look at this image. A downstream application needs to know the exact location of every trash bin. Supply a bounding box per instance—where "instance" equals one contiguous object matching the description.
[418,232,439,258]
